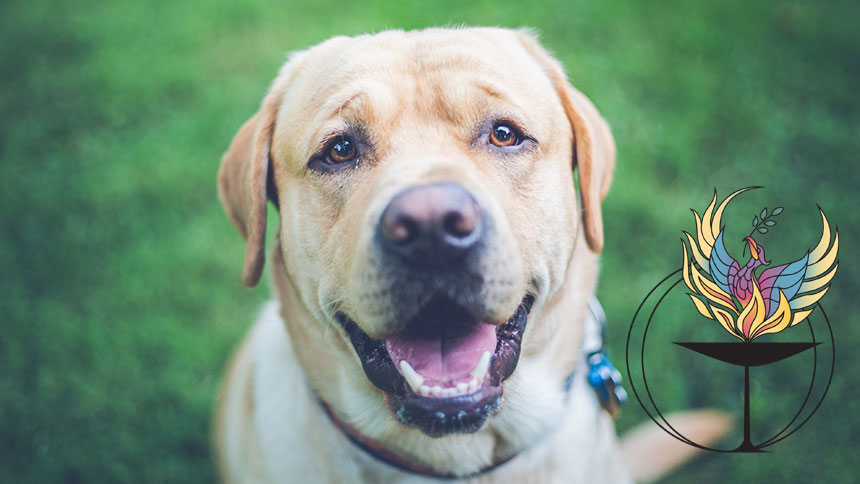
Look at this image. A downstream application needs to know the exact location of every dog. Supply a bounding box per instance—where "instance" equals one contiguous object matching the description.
[214,27,729,483]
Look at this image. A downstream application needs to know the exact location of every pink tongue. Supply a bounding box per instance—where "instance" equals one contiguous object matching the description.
[386,322,497,386]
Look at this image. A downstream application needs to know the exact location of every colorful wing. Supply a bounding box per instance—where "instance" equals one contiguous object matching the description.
[709,231,740,296]
[757,209,838,323]
[757,255,808,317]
[683,187,757,275]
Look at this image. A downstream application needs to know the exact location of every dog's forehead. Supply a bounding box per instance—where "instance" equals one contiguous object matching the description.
[275,29,563,162]
[305,29,551,89]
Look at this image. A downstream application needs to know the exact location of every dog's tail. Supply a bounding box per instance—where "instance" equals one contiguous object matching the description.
[620,410,732,483]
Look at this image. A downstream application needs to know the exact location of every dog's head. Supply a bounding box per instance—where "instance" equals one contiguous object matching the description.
[218,27,614,474]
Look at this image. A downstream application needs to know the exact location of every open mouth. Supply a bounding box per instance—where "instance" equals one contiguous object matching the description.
[337,294,534,438]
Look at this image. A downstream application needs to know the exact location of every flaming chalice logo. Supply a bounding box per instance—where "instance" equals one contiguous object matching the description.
[626,187,839,453]
[680,187,838,451]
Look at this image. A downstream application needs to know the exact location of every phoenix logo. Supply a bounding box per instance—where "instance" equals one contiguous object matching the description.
[681,187,839,342]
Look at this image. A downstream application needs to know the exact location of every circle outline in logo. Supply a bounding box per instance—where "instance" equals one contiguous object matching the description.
[625,269,835,452]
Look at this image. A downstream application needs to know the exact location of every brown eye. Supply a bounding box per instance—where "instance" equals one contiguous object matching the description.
[489,122,520,147]
[328,137,356,164]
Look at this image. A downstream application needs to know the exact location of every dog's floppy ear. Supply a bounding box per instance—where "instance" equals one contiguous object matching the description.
[217,94,278,287]
[218,52,306,287]
[516,31,616,253]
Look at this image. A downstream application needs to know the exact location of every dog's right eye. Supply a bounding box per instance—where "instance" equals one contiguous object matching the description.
[489,122,522,147]
[327,137,357,164]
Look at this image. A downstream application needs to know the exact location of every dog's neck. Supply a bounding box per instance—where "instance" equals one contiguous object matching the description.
[249,301,628,483]
[315,395,521,479]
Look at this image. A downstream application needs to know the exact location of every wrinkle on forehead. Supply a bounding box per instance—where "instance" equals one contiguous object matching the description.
[304,81,402,155]
[312,70,537,140]
[277,29,561,169]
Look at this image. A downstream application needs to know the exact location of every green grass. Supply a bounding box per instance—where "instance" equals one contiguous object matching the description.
[1,0,858,482]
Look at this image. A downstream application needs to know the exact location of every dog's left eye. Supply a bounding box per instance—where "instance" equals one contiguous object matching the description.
[489,122,523,147]
[327,137,357,164]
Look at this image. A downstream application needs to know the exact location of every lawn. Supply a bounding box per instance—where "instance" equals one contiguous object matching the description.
[1,0,858,482]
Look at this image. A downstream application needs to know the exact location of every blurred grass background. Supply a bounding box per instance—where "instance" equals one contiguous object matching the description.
[1,0,857,482]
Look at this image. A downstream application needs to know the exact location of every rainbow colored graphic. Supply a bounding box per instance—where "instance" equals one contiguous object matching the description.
[681,187,839,342]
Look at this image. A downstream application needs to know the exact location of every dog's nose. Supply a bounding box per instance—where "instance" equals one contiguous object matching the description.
[378,182,482,266]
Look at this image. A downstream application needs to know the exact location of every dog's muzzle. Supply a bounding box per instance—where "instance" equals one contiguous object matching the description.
[333,181,535,437]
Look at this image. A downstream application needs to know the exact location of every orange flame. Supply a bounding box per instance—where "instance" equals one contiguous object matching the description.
[682,242,793,341]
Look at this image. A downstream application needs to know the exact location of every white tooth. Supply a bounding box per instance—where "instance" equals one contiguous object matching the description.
[456,382,468,394]
[442,388,456,398]
[470,350,492,381]
[468,377,479,393]
[399,360,424,392]
[431,385,442,397]
[419,385,430,397]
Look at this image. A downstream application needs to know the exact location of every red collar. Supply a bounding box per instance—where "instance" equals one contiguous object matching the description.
[317,397,519,479]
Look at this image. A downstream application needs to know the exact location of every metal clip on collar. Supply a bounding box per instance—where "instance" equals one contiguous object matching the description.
[583,297,627,417]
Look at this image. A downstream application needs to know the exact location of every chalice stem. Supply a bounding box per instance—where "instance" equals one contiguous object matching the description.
[735,363,763,452]
[743,364,752,447]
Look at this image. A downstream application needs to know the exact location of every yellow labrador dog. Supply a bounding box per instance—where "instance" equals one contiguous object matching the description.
[215,27,727,483]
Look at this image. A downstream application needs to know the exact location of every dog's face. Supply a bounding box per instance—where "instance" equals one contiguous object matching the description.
[219,27,614,473]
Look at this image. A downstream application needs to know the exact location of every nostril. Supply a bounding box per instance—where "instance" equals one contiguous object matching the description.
[386,216,419,245]
[442,211,476,239]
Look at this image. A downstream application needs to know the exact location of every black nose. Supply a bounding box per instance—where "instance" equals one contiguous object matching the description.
[378,182,483,267]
